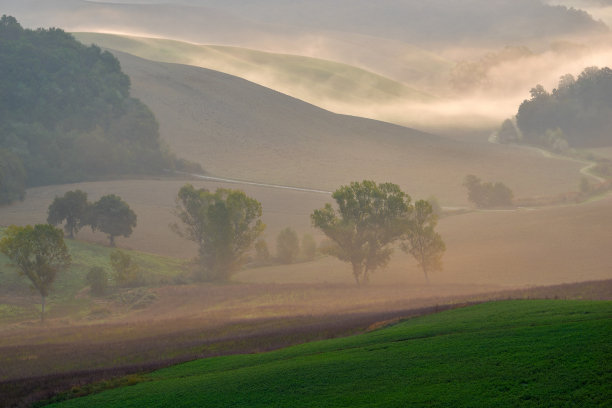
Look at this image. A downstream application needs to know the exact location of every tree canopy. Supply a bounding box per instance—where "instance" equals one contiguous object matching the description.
[173,184,265,281]
[0,15,201,205]
[502,66,612,148]
[47,190,89,238]
[463,175,514,208]
[89,194,137,246]
[401,200,445,283]
[0,224,71,321]
[311,181,411,285]
[276,227,299,264]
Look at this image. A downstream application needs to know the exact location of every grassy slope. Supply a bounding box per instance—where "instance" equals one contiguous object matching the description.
[0,227,186,323]
[73,33,434,107]
[48,300,612,407]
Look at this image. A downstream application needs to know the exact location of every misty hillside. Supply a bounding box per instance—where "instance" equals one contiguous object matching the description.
[0,17,199,205]
[74,33,435,111]
[113,51,584,204]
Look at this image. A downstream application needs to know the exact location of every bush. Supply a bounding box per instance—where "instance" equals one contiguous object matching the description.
[254,239,271,265]
[463,175,514,208]
[276,227,299,264]
[86,266,109,296]
[110,250,145,287]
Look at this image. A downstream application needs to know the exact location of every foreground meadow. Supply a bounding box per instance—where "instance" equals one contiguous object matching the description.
[44,300,612,407]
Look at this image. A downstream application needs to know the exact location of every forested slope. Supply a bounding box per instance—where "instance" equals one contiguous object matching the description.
[0,16,198,205]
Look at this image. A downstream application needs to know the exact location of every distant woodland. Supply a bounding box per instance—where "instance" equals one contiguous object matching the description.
[0,16,200,205]
[500,66,612,149]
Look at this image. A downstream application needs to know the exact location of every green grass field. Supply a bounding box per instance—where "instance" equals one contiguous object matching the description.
[0,227,187,322]
[46,300,612,407]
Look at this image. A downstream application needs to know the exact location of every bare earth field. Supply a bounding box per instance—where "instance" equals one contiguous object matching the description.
[113,52,584,206]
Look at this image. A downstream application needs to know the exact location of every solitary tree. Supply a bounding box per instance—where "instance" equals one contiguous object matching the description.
[89,194,137,246]
[172,184,265,281]
[401,200,446,283]
[276,227,299,264]
[47,190,89,238]
[0,224,71,322]
[311,181,411,285]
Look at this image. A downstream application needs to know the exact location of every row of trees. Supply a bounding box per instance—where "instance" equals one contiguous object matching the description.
[47,190,136,246]
[253,229,317,266]
[174,181,445,285]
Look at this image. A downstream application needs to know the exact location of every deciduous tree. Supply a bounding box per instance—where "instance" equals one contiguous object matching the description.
[311,181,411,285]
[89,194,137,246]
[172,184,265,281]
[401,200,446,283]
[47,190,89,238]
[0,224,71,321]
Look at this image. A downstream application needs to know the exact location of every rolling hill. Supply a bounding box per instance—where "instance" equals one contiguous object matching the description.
[44,300,612,407]
[73,33,436,110]
[106,51,583,205]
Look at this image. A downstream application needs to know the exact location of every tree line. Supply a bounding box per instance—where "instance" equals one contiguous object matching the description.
[1,180,445,321]
[173,181,445,285]
[47,190,136,246]
[0,15,201,205]
[498,66,612,149]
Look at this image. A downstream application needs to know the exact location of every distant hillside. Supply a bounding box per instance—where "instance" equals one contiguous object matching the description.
[0,16,199,205]
[73,33,435,111]
[110,51,583,205]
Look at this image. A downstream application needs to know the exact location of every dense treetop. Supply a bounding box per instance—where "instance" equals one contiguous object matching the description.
[501,66,612,148]
[0,16,199,204]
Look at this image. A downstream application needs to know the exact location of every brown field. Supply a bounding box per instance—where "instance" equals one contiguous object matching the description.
[115,51,584,206]
[1,279,610,407]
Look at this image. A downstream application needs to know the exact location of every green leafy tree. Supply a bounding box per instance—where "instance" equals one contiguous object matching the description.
[89,194,137,246]
[109,250,144,287]
[86,266,109,296]
[301,234,317,261]
[47,190,89,238]
[172,184,265,281]
[401,200,446,283]
[276,227,300,264]
[311,181,411,285]
[0,224,71,321]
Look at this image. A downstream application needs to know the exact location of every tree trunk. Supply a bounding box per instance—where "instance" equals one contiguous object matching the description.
[352,263,362,286]
[422,266,430,284]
